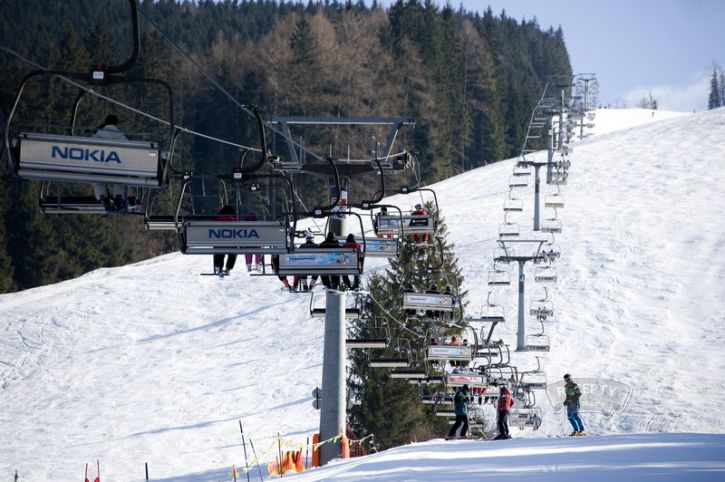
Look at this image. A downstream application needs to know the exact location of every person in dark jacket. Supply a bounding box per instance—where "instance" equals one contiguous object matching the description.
[494,386,514,439]
[293,230,318,291]
[213,205,238,276]
[446,385,470,440]
[319,231,341,290]
[563,373,586,435]
[342,233,362,290]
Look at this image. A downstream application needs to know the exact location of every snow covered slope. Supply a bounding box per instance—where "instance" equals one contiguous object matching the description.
[1,108,724,480]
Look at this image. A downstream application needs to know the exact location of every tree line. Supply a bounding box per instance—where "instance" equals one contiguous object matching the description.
[0,0,572,292]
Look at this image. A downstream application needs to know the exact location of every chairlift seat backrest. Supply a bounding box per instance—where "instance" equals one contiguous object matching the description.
[376,214,435,236]
[446,373,486,387]
[16,133,163,187]
[364,238,399,258]
[182,220,288,255]
[145,216,177,231]
[39,196,108,215]
[402,292,455,312]
[278,248,362,276]
[426,345,473,361]
[389,370,427,379]
[346,338,389,349]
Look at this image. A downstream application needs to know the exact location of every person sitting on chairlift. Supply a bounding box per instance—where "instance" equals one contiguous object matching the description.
[319,231,342,290]
[293,230,318,291]
[243,212,263,271]
[410,203,429,243]
[374,206,393,238]
[90,114,141,211]
[213,205,238,276]
[342,233,363,290]
[425,283,440,319]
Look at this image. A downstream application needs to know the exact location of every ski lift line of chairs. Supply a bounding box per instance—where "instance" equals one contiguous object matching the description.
[4,0,177,214]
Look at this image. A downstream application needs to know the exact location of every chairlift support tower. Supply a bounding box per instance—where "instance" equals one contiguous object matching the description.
[494,239,547,351]
[319,290,346,466]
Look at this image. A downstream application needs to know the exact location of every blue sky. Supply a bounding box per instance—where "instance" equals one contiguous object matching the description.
[379,0,725,111]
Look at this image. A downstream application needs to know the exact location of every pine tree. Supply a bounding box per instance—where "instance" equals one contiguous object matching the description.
[348,203,465,448]
[708,68,721,110]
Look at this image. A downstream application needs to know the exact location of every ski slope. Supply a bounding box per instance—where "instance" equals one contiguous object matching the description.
[1,108,724,481]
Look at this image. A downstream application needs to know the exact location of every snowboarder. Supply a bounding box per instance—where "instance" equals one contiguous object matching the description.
[446,385,470,440]
[563,373,586,436]
[494,386,514,439]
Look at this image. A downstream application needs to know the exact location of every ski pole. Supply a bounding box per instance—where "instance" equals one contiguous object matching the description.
[239,420,251,482]
[277,433,283,477]
[249,438,264,482]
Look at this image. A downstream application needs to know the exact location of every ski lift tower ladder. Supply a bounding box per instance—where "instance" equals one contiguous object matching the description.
[494,239,548,352]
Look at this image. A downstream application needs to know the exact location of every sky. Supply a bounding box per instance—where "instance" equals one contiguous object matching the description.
[380,0,725,112]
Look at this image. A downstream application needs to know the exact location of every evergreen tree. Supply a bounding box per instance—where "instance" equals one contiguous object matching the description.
[708,67,722,110]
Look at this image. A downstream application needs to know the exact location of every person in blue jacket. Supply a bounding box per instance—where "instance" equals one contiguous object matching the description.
[446,384,470,440]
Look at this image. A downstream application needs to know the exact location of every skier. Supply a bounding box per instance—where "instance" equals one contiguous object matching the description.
[213,205,238,276]
[446,384,470,440]
[494,386,514,439]
[563,373,586,435]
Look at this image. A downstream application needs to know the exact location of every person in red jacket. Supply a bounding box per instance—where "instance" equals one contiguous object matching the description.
[494,386,514,440]
[342,233,362,290]
[410,203,429,242]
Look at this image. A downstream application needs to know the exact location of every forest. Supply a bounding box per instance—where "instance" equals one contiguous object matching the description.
[0,0,571,292]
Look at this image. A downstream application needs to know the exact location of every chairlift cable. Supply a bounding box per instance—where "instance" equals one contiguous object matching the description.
[0,44,258,152]
[366,292,423,339]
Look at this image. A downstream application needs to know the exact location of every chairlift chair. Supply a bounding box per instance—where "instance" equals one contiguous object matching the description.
[544,193,565,209]
[524,334,551,352]
[541,241,560,261]
[508,176,528,188]
[509,406,543,430]
[541,218,562,234]
[311,290,362,319]
[498,221,520,237]
[534,265,558,283]
[493,247,514,263]
[487,268,511,286]
[466,299,505,324]
[4,0,177,215]
[513,163,531,177]
[503,197,524,212]
[529,300,554,320]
